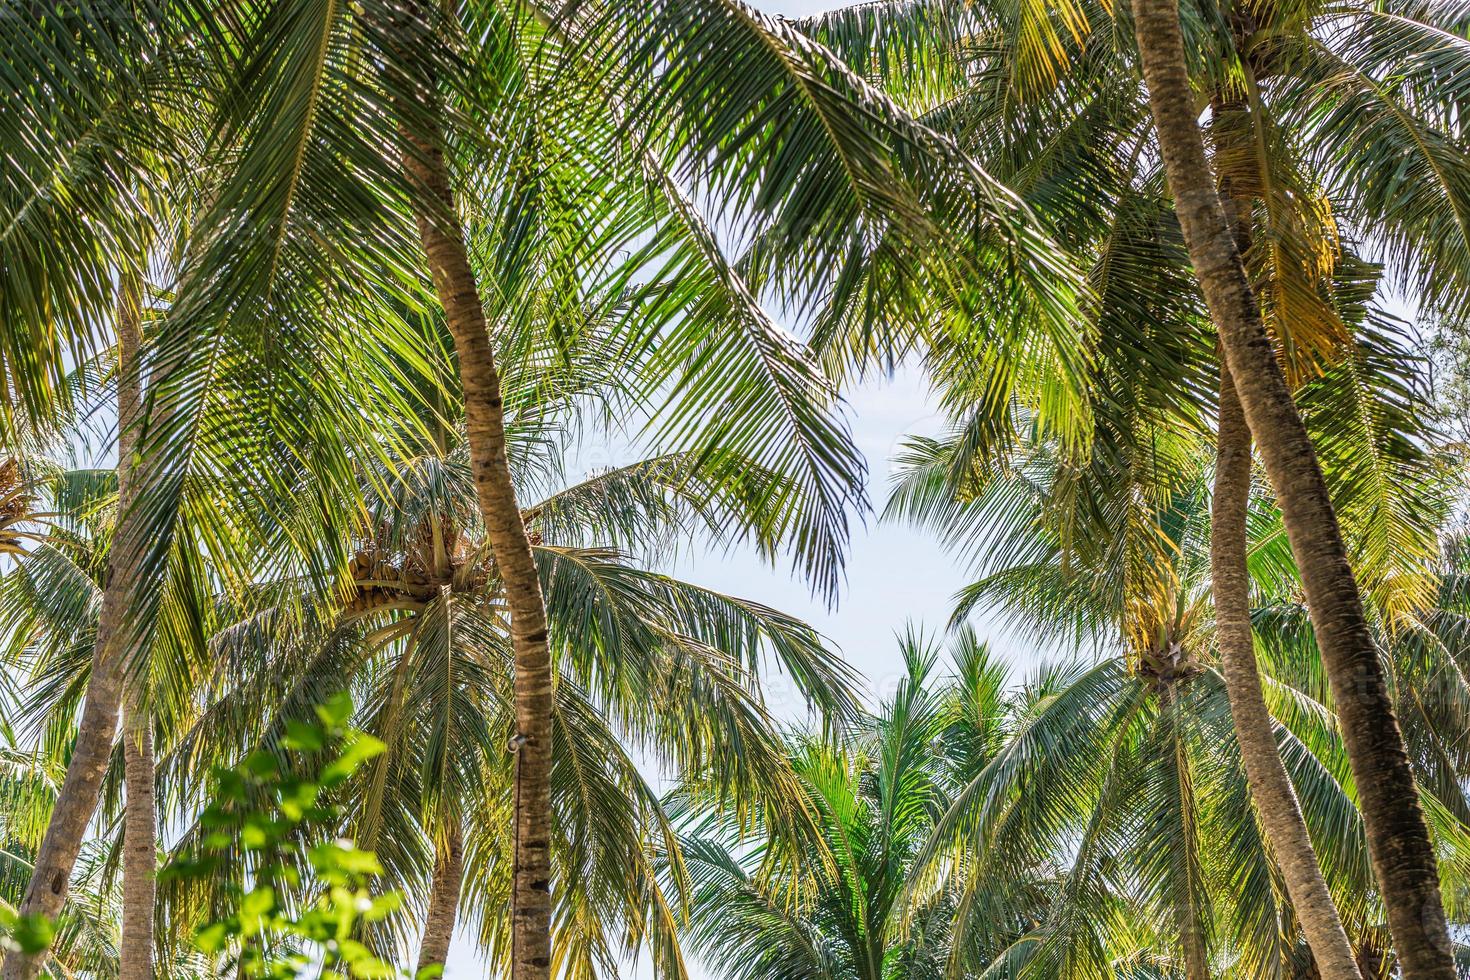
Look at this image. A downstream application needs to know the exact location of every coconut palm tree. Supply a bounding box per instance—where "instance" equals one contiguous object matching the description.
[0,277,443,980]
[0,7,458,974]
[1128,3,1455,967]
[795,0,1468,970]
[147,449,860,977]
[0,264,169,980]
[6,0,1090,972]
[0,704,217,979]
[672,628,1054,980]
[0,443,295,978]
[6,303,863,976]
[887,321,1462,976]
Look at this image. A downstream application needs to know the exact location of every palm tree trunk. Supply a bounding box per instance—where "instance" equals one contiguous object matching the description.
[1181,915,1210,980]
[3,273,148,980]
[1131,1,1454,975]
[119,702,156,980]
[415,823,465,977]
[1214,365,1362,980]
[400,110,555,980]
[1160,683,1212,980]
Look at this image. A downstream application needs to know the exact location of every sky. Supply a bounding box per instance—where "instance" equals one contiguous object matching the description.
[440,5,1053,974]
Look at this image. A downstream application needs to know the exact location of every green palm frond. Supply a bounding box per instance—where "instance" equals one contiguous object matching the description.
[0,2,178,438]
[1277,7,1470,317]
[788,0,977,108]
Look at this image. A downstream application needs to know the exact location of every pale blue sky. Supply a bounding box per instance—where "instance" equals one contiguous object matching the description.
[442,4,1050,974]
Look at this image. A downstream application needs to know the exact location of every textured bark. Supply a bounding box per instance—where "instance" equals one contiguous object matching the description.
[1160,684,1212,980]
[120,704,156,980]
[415,823,465,978]
[3,274,148,980]
[1215,365,1361,980]
[1131,1,1454,975]
[1181,915,1210,980]
[400,102,554,980]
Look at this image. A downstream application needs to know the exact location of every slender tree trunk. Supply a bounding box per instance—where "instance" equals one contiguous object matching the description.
[1159,684,1212,980]
[120,701,156,980]
[398,82,555,980]
[1181,913,1210,980]
[415,823,465,978]
[1215,365,1362,980]
[1131,2,1454,975]
[1210,169,1360,977]
[3,274,149,980]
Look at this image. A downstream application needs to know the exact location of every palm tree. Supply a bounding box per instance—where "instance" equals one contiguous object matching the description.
[889,426,1465,976]
[3,271,152,980]
[149,454,859,977]
[0,448,273,977]
[2,7,447,975]
[673,629,1048,980]
[0,700,215,979]
[891,417,1230,977]
[1128,2,1453,970]
[194,2,1087,975]
[19,307,856,976]
[796,1,1467,971]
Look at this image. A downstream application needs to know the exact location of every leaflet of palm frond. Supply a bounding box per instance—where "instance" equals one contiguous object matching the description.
[1272,2,1470,318]
[788,0,979,109]
[1212,93,1349,386]
[1293,306,1447,629]
[0,1,180,438]
[524,455,772,564]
